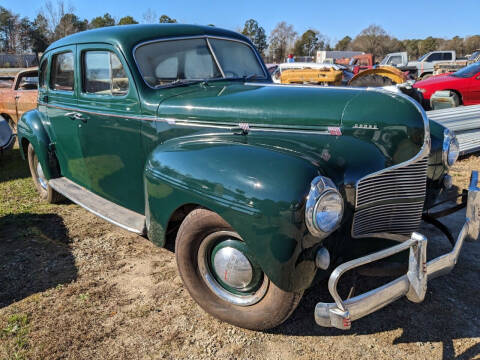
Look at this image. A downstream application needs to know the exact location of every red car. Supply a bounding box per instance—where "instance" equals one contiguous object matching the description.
[413,62,480,106]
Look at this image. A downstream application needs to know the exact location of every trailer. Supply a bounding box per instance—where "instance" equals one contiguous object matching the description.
[427,104,480,155]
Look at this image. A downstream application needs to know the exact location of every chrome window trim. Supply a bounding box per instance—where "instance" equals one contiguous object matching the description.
[80,49,131,99]
[49,50,76,93]
[205,38,225,78]
[132,35,268,90]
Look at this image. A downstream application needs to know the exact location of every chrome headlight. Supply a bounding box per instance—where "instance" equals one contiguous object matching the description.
[305,176,344,238]
[442,129,459,167]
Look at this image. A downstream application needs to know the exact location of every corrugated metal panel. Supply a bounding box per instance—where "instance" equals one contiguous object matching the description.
[427,105,480,155]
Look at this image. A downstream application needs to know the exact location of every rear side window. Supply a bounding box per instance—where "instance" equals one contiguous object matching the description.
[443,53,452,61]
[50,52,74,91]
[39,60,48,88]
[83,50,129,96]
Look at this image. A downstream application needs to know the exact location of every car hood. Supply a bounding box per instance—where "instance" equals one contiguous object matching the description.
[158,82,361,128]
[413,74,459,87]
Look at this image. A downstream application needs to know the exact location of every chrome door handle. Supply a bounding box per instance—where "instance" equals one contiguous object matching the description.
[65,112,88,122]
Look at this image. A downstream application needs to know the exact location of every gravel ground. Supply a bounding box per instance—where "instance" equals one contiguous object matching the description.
[0,148,479,360]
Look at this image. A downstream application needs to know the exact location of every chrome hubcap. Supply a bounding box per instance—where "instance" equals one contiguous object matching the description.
[213,247,253,289]
[198,231,269,306]
[36,159,47,190]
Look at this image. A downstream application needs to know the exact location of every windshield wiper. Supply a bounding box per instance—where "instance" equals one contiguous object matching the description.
[162,79,205,88]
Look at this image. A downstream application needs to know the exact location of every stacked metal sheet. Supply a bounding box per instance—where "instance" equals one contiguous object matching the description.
[427,105,480,155]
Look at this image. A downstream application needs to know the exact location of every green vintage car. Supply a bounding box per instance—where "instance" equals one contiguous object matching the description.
[17,24,480,330]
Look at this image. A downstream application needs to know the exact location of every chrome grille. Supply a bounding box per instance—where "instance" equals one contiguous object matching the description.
[353,156,428,238]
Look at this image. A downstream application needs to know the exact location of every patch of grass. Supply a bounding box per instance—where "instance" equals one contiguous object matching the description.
[1,313,30,360]
[0,144,57,217]
[78,293,89,302]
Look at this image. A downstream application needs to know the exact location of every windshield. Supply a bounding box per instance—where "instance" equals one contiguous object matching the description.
[468,51,480,61]
[417,53,428,61]
[452,62,480,78]
[135,37,266,88]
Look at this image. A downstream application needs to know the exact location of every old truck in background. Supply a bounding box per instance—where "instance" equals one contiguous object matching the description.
[0,68,38,130]
[402,51,456,79]
[434,50,480,75]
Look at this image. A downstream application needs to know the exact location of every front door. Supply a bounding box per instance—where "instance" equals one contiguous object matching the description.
[14,70,38,121]
[46,46,88,188]
[75,44,144,213]
[469,72,480,104]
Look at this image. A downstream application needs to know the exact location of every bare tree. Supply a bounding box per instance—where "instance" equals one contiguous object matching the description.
[43,0,74,34]
[351,24,389,57]
[142,8,157,24]
[269,21,297,63]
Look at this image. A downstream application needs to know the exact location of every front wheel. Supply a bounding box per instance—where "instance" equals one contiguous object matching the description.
[27,143,62,203]
[175,209,303,330]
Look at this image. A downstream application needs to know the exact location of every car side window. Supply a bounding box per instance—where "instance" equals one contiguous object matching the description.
[17,73,38,91]
[50,52,75,91]
[443,53,452,61]
[83,50,129,96]
[427,53,442,62]
[39,60,48,89]
[389,56,402,65]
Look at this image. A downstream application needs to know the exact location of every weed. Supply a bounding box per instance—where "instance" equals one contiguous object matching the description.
[78,293,89,302]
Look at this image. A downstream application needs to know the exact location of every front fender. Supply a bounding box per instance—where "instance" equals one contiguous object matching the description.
[17,109,53,179]
[144,134,321,292]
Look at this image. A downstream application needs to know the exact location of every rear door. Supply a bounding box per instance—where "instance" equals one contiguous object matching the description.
[75,44,143,213]
[47,46,88,187]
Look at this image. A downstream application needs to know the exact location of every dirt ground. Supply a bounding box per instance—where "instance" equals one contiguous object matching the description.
[1,147,479,360]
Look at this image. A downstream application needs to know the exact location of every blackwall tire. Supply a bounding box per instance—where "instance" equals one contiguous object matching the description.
[27,143,62,204]
[175,208,303,330]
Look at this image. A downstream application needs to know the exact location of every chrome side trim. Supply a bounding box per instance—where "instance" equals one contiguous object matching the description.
[315,171,480,330]
[40,102,332,135]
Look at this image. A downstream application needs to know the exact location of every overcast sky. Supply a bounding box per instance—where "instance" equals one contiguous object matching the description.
[3,0,479,45]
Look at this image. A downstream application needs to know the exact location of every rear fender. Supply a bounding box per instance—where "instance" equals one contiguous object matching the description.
[144,134,321,292]
[17,109,54,179]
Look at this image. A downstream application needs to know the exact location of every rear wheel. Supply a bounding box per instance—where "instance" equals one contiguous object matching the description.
[175,208,303,330]
[27,143,62,203]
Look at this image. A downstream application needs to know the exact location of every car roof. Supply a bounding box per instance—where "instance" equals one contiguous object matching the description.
[46,24,250,53]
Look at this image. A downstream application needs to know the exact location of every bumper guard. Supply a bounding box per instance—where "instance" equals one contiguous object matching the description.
[315,171,480,330]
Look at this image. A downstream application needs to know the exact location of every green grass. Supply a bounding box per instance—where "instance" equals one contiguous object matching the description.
[1,313,30,360]
[0,146,56,217]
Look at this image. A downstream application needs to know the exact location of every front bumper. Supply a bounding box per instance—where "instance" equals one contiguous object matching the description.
[315,171,480,330]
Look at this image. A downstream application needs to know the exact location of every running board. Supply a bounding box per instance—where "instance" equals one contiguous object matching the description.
[49,177,146,235]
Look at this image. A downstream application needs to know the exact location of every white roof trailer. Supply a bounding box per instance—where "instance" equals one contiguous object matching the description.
[316,50,364,64]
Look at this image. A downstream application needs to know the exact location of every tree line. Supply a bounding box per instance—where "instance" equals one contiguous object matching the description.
[0,2,177,56]
[1,3,480,64]
[263,22,480,63]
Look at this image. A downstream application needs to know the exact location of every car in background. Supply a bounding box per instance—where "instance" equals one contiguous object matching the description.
[271,62,353,85]
[413,62,480,107]
[0,68,38,130]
